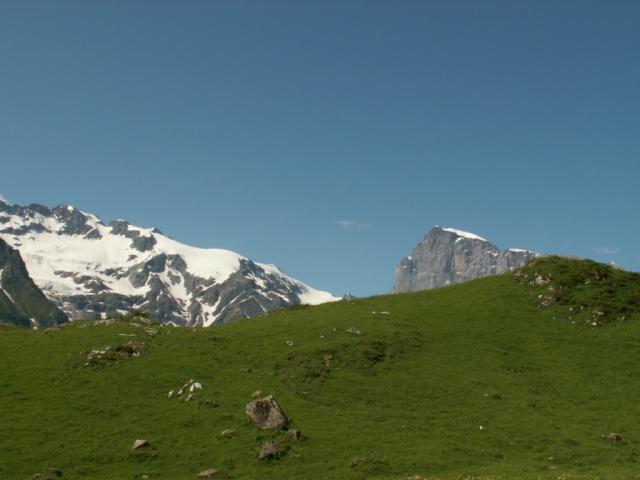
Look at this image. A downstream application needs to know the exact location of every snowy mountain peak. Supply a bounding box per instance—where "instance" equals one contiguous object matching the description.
[0,202,338,326]
[438,227,488,242]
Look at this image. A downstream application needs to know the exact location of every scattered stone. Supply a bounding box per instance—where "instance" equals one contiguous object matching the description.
[351,457,365,467]
[84,341,146,367]
[132,439,150,450]
[197,468,219,478]
[221,429,235,438]
[170,379,203,401]
[538,295,555,307]
[534,275,549,286]
[257,441,280,460]
[33,468,63,479]
[246,395,288,430]
[323,354,333,367]
[608,433,623,442]
[286,429,302,440]
[251,389,263,399]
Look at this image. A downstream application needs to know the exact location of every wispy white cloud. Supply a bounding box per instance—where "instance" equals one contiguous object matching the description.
[593,247,620,255]
[336,219,370,232]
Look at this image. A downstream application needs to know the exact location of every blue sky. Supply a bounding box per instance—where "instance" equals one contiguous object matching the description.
[1,0,638,296]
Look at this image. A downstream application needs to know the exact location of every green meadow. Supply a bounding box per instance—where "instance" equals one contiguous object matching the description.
[1,257,639,479]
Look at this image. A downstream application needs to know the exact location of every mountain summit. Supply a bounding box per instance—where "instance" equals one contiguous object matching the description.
[393,226,540,292]
[0,200,337,326]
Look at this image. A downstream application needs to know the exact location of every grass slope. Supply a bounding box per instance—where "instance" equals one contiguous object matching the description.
[1,258,640,480]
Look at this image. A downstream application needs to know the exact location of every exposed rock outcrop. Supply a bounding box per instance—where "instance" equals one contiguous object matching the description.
[393,227,540,293]
[0,237,68,328]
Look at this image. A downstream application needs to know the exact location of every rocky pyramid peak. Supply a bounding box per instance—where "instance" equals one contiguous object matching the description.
[393,226,540,293]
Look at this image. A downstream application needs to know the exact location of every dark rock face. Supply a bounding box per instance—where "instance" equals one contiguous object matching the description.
[393,227,540,293]
[51,205,94,236]
[0,201,101,237]
[109,220,157,252]
[0,238,68,328]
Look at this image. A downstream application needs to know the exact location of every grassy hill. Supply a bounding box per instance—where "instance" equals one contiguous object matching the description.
[1,257,640,480]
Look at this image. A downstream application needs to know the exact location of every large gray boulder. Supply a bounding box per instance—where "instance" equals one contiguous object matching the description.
[245,395,288,430]
[393,227,540,293]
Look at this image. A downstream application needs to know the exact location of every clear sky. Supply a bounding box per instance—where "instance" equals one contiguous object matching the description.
[1,0,638,297]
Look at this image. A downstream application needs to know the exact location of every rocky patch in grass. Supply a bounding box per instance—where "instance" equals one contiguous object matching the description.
[515,256,640,324]
[279,338,388,383]
[243,394,304,462]
[82,340,146,367]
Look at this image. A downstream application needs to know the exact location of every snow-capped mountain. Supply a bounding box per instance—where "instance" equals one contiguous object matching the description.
[0,200,338,326]
[393,226,541,293]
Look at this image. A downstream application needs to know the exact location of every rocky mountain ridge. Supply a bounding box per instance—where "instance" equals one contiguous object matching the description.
[393,226,540,293]
[0,237,68,328]
[0,200,337,326]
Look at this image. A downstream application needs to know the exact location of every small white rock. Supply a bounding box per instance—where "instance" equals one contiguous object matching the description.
[132,439,150,449]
